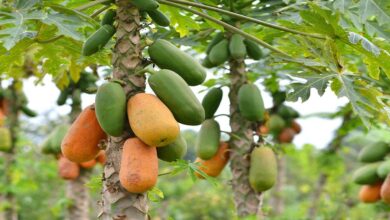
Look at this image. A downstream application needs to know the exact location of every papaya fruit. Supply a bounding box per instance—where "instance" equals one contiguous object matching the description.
[20,105,37,117]
[244,39,262,60]
[267,115,285,134]
[258,125,269,135]
[359,183,382,203]
[0,110,5,126]
[358,142,389,163]
[131,0,159,11]
[147,9,170,27]
[229,34,246,59]
[277,105,300,119]
[238,84,265,122]
[101,9,116,26]
[291,120,301,134]
[41,135,54,154]
[249,146,277,192]
[202,88,223,119]
[82,25,115,56]
[0,128,11,152]
[381,174,390,204]
[80,159,97,169]
[209,39,229,66]
[95,82,126,137]
[61,106,106,163]
[58,156,80,180]
[127,93,179,147]
[195,119,220,160]
[148,39,206,86]
[278,127,295,143]
[206,32,224,54]
[57,89,69,106]
[148,69,205,125]
[202,56,217,68]
[353,163,383,185]
[157,133,187,162]
[195,142,230,178]
[119,138,158,193]
[96,150,106,165]
[378,160,390,178]
[50,124,70,154]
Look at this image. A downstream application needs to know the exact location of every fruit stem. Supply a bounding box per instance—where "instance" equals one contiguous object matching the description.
[221,131,242,140]
[158,0,325,40]
[75,0,112,11]
[136,67,158,76]
[91,5,111,18]
[158,0,290,57]
[110,79,127,86]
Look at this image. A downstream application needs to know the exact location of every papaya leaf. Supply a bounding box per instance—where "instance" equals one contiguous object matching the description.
[147,187,164,203]
[359,0,390,26]
[85,174,103,193]
[286,73,337,102]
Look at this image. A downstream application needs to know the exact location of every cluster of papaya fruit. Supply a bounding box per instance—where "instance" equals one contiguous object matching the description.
[353,141,390,204]
[83,0,171,56]
[0,87,37,152]
[56,72,98,106]
[203,32,263,68]
[258,104,301,144]
[41,123,106,180]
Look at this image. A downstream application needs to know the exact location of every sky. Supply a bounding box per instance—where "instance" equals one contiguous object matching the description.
[22,75,349,149]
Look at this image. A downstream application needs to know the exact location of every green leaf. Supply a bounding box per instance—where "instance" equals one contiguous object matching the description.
[161,5,200,37]
[359,0,390,26]
[147,187,164,203]
[364,58,380,80]
[287,73,336,102]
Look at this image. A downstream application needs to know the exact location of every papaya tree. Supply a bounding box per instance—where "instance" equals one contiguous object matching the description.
[1,0,390,219]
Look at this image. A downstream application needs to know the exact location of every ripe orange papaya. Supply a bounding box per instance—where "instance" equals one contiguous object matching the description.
[359,183,382,203]
[381,175,390,204]
[291,120,301,134]
[61,106,106,163]
[80,159,97,169]
[195,142,230,178]
[258,125,269,135]
[127,93,179,147]
[278,128,296,143]
[96,150,106,165]
[119,138,158,193]
[58,156,80,180]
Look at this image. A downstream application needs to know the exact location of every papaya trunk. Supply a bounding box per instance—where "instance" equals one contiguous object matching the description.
[65,89,91,220]
[2,82,20,220]
[99,0,148,219]
[228,59,262,217]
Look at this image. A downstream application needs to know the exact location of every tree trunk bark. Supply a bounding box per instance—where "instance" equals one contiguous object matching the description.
[99,0,148,219]
[228,59,262,217]
[65,89,91,220]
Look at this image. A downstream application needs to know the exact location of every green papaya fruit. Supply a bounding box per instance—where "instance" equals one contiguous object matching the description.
[131,0,159,11]
[148,39,206,86]
[95,82,126,137]
[82,25,115,56]
[157,133,187,162]
[244,39,262,60]
[72,89,82,106]
[359,142,389,163]
[209,39,229,66]
[57,89,69,106]
[277,105,299,119]
[378,160,390,178]
[238,84,265,122]
[229,34,246,59]
[101,9,116,26]
[0,128,11,152]
[202,56,216,68]
[206,32,224,54]
[20,105,37,117]
[353,163,383,185]
[147,9,170,27]
[273,91,286,106]
[50,124,70,154]
[249,146,277,192]
[41,135,54,154]
[267,115,285,133]
[195,119,220,160]
[202,88,223,119]
[148,69,205,125]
